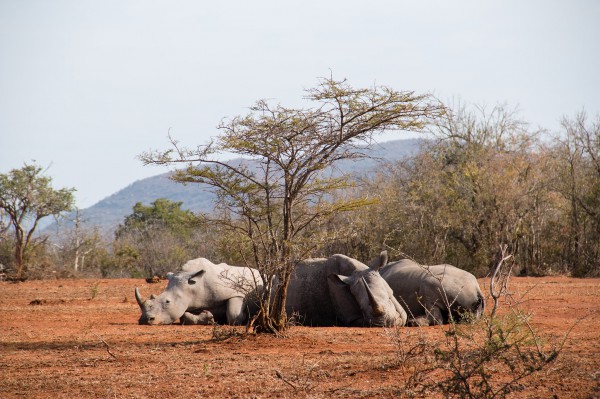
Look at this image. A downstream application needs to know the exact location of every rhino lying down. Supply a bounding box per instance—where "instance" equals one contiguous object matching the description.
[137,254,407,327]
[285,254,406,327]
[135,258,263,325]
[374,252,484,326]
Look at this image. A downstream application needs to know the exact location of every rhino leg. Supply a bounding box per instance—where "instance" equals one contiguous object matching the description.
[225,296,247,325]
[407,305,444,326]
[407,316,431,327]
[181,311,215,325]
[426,306,444,325]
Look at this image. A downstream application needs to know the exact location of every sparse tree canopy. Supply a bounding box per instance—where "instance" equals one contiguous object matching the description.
[0,163,75,278]
[140,76,444,333]
[115,198,202,239]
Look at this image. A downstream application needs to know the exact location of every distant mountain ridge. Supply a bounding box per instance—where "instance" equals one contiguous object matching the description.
[53,139,422,235]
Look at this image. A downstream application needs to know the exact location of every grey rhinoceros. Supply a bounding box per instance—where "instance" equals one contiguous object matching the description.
[374,253,484,326]
[135,257,263,325]
[285,254,407,327]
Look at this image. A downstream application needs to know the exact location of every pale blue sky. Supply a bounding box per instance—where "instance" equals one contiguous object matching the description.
[1,0,598,208]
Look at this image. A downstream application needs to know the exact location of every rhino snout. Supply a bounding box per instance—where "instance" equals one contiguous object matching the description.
[138,315,153,325]
[138,315,164,325]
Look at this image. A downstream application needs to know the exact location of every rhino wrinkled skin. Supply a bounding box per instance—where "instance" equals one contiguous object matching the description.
[377,254,485,326]
[285,254,407,327]
[135,258,262,325]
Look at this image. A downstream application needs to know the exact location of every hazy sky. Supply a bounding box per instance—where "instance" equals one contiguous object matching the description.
[1,1,598,208]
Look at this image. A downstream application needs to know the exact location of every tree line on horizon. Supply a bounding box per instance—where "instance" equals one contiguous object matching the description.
[1,82,599,283]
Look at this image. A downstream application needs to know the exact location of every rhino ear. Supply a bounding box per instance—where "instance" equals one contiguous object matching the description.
[368,251,388,271]
[188,270,206,285]
[166,272,174,280]
[330,254,366,275]
[327,274,362,326]
[328,274,352,286]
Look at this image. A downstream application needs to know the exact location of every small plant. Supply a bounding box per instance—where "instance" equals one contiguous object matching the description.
[432,308,560,399]
[210,324,245,341]
[275,356,329,394]
[89,281,101,300]
[382,324,438,398]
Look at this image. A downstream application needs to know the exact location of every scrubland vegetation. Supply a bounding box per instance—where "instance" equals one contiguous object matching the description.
[2,78,599,397]
[2,104,598,280]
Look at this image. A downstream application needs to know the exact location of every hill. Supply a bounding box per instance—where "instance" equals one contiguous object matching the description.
[50,138,422,235]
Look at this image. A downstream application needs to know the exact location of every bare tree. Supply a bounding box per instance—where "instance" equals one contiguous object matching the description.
[489,244,514,317]
[54,208,102,273]
[554,112,600,276]
[140,76,444,333]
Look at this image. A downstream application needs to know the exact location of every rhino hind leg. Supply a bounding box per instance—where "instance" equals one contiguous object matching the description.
[407,315,432,327]
[428,306,445,325]
[225,296,247,325]
[407,306,444,326]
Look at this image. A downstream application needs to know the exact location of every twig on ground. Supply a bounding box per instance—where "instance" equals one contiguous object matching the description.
[275,370,299,390]
[94,334,117,360]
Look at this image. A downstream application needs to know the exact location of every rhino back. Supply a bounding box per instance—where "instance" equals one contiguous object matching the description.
[380,260,436,315]
[174,260,263,311]
[381,260,482,317]
[329,254,370,274]
[286,259,338,326]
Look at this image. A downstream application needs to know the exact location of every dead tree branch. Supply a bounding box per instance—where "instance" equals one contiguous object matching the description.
[490,244,514,318]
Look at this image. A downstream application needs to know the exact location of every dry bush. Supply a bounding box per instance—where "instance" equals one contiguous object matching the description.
[383,250,565,398]
[275,356,331,395]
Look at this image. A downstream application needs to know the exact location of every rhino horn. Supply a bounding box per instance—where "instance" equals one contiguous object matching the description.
[362,277,384,316]
[134,287,145,307]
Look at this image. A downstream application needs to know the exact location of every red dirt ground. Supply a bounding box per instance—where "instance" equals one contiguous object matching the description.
[1,277,599,398]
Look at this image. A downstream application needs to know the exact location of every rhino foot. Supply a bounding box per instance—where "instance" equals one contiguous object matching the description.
[407,316,432,327]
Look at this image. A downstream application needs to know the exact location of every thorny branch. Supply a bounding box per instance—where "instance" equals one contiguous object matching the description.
[490,244,514,318]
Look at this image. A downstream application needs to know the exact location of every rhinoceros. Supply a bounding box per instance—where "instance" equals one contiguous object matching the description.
[135,258,263,325]
[285,254,407,327]
[375,253,484,326]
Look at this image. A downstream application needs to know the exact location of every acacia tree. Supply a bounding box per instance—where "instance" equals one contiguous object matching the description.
[113,198,206,277]
[140,77,444,333]
[0,163,75,278]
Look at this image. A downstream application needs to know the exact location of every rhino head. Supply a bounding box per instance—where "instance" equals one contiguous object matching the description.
[327,267,407,327]
[135,269,205,325]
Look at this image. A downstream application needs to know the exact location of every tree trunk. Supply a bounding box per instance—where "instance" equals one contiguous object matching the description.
[13,223,25,278]
[271,274,290,331]
[14,240,24,278]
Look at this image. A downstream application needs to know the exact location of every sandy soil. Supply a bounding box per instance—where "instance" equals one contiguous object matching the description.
[1,277,599,398]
